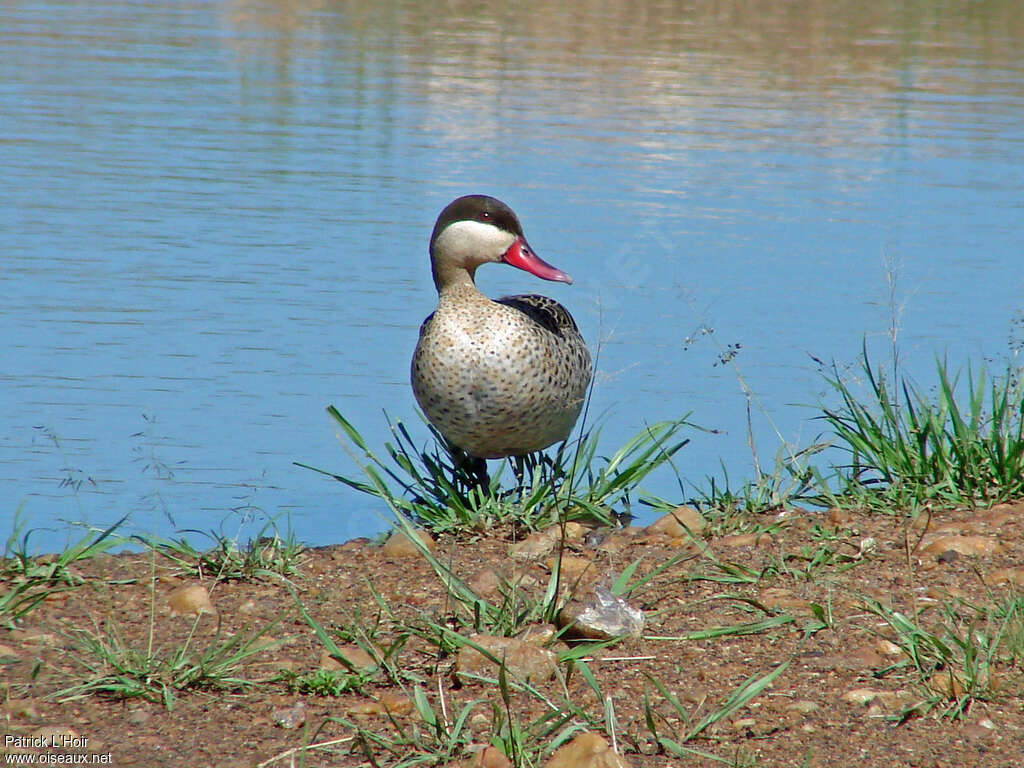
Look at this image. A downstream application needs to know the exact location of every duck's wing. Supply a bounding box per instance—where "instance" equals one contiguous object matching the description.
[494,294,580,337]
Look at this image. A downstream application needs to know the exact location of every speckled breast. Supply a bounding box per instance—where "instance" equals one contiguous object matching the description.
[411,300,590,459]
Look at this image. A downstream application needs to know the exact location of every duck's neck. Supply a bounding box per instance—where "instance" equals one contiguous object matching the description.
[432,259,483,300]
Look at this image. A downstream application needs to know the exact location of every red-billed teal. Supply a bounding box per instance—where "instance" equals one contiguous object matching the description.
[411,195,591,461]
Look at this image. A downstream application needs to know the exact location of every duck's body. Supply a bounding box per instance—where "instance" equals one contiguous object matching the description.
[411,195,590,460]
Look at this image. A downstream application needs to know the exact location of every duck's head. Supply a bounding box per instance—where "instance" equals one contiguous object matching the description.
[429,195,572,290]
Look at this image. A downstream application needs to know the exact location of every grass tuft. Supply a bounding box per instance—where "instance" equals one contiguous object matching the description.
[300,407,692,534]
[821,346,1024,510]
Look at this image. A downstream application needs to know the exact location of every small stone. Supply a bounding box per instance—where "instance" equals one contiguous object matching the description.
[467,568,505,600]
[718,532,772,548]
[320,644,377,673]
[927,670,966,698]
[167,585,215,616]
[543,731,631,768]
[786,700,820,715]
[841,688,884,706]
[962,722,995,742]
[381,529,436,558]
[920,535,1001,557]
[645,506,706,538]
[989,567,1024,586]
[0,643,20,659]
[875,639,903,656]
[237,599,259,615]
[548,554,594,585]
[127,707,151,726]
[3,698,41,720]
[456,745,514,768]
[509,530,556,560]
[455,635,558,682]
[733,717,757,730]
[347,692,414,717]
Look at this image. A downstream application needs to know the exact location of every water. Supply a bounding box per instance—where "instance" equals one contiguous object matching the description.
[3,0,1023,550]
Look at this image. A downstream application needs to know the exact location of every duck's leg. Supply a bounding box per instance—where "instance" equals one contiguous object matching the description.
[466,456,490,495]
[450,447,490,496]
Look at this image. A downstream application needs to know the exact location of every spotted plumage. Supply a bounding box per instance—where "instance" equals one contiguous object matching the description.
[411,195,591,459]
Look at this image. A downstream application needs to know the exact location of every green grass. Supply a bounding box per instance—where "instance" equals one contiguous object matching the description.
[143,519,305,582]
[1,512,128,627]
[862,591,1024,720]
[52,567,281,709]
[821,347,1024,511]
[299,407,692,535]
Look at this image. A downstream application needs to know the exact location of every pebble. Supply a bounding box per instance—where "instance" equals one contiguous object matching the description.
[455,745,514,767]
[320,644,377,672]
[0,643,20,658]
[455,634,558,682]
[643,507,707,539]
[168,584,215,616]
[508,530,557,560]
[718,532,773,548]
[547,554,594,585]
[543,732,632,768]
[989,567,1024,586]
[346,691,414,717]
[381,529,436,558]
[920,534,1001,557]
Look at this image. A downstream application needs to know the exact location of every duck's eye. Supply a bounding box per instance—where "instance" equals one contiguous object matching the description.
[478,211,492,221]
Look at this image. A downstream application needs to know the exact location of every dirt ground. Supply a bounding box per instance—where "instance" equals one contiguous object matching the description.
[2,503,1023,767]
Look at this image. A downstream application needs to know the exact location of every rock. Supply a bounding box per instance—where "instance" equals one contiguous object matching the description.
[786,700,820,715]
[455,634,558,682]
[562,522,588,539]
[320,644,377,673]
[875,639,903,656]
[127,707,151,726]
[381,529,436,558]
[718,532,773,548]
[556,586,644,641]
[168,585,215,616]
[347,691,414,717]
[0,643,20,659]
[237,599,259,615]
[920,535,1001,557]
[509,530,557,561]
[467,568,505,600]
[840,688,903,710]
[543,732,631,768]
[644,506,706,538]
[989,567,1024,586]
[548,554,595,585]
[3,698,41,721]
[455,745,514,767]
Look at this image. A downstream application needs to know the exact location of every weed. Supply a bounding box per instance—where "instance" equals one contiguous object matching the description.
[862,591,1024,720]
[299,407,691,535]
[821,346,1024,510]
[145,519,305,582]
[1,512,127,626]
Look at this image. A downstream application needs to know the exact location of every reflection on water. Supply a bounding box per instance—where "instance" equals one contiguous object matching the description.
[2,0,1023,548]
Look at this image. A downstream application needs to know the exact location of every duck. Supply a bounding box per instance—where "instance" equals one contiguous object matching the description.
[411,195,591,466]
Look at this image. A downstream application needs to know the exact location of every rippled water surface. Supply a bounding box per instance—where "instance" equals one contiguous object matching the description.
[3,0,1023,548]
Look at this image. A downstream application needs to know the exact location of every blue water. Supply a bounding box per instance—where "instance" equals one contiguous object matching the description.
[3,0,1023,550]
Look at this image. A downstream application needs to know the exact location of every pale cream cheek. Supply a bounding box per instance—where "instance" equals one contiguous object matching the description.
[435,220,516,268]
